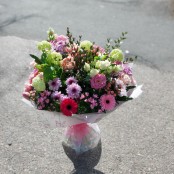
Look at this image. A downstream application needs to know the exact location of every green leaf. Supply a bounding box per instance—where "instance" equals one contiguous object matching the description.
[42,65,55,82]
[126,86,136,91]
[57,68,63,78]
[30,54,42,64]
[117,96,133,101]
[41,52,47,63]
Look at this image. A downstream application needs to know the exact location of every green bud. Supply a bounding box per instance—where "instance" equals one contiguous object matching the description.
[47,28,56,41]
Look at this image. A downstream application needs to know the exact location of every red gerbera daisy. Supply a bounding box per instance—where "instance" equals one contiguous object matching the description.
[60,99,78,116]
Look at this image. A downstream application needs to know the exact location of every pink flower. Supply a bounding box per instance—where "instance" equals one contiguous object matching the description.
[80,94,85,99]
[48,78,61,91]
[28,69,39,84]
[86,97,98,109]
[98,109,103,113]
[38,97,44,104]
[93,45,105,54]
[130,76,136,86]
[66,83,82,99]
[60,94,69,102]
[38,106,43,110]
[51,35,68,53]
[60,56,75,70]
[51,91,62,101]
[56,35,68,42]
[85,92,89,97]
[100,94,116,111]
[24,83,33,92]
[90,74,106,89]
[22,92,30,100]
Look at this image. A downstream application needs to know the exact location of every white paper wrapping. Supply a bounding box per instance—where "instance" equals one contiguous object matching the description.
[22,85,143,128]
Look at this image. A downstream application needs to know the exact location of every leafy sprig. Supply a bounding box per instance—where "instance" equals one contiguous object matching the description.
[105,32,128,53]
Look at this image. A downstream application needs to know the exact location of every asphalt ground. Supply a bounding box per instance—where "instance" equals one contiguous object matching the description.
[0,0,174,72]
[0,0,174,173]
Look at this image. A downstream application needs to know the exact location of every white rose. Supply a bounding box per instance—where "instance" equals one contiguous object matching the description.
[84,62,90,72]
[90,69,99,77]
[100,60,111,70]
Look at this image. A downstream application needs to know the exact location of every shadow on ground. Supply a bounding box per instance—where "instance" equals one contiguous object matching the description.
[63,140,104,174]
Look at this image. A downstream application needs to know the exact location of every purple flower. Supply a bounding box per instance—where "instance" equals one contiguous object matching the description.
[66,83,82,99]
[66,77,77,86]
[123,64,132,75]
[60,94,69,102]
[51,35,68,53]
[48,78,61,91]
[51,91,62,101]
[56,35,68,42]
[87,97,98,109]
[38,97,44,103]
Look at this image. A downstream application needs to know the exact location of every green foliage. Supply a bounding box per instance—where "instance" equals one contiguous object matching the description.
[124,55,138,63]
[78,100,90,114]
[117,96,133,101]
[41,52,47,62]
[126,86,136,91]
[42,65,56,82]
[105,32,128,53]
[30,54,42,64]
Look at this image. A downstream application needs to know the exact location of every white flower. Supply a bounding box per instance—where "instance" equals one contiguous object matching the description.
[120,88,127,97]
[84,62,90,72]
[122,74,131,85]
[95,61,101,69]
[100,60,111,70]
[90,69,99,77]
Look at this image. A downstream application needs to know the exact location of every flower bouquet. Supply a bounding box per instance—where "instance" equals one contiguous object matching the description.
[22,28,142,172]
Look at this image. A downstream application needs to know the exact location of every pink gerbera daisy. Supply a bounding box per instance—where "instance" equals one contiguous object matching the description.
[100,94,116,111]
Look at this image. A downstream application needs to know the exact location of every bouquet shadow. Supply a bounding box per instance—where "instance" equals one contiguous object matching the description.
[63,140,104,174]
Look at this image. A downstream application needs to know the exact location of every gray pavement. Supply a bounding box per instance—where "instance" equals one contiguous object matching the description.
[0,0,174,72]
[0,0,174,173]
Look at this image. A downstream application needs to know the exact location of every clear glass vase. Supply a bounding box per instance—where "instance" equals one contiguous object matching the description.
[62,123,102,173]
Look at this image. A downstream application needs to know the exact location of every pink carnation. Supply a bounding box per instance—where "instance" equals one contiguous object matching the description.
[90,74,106,89]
